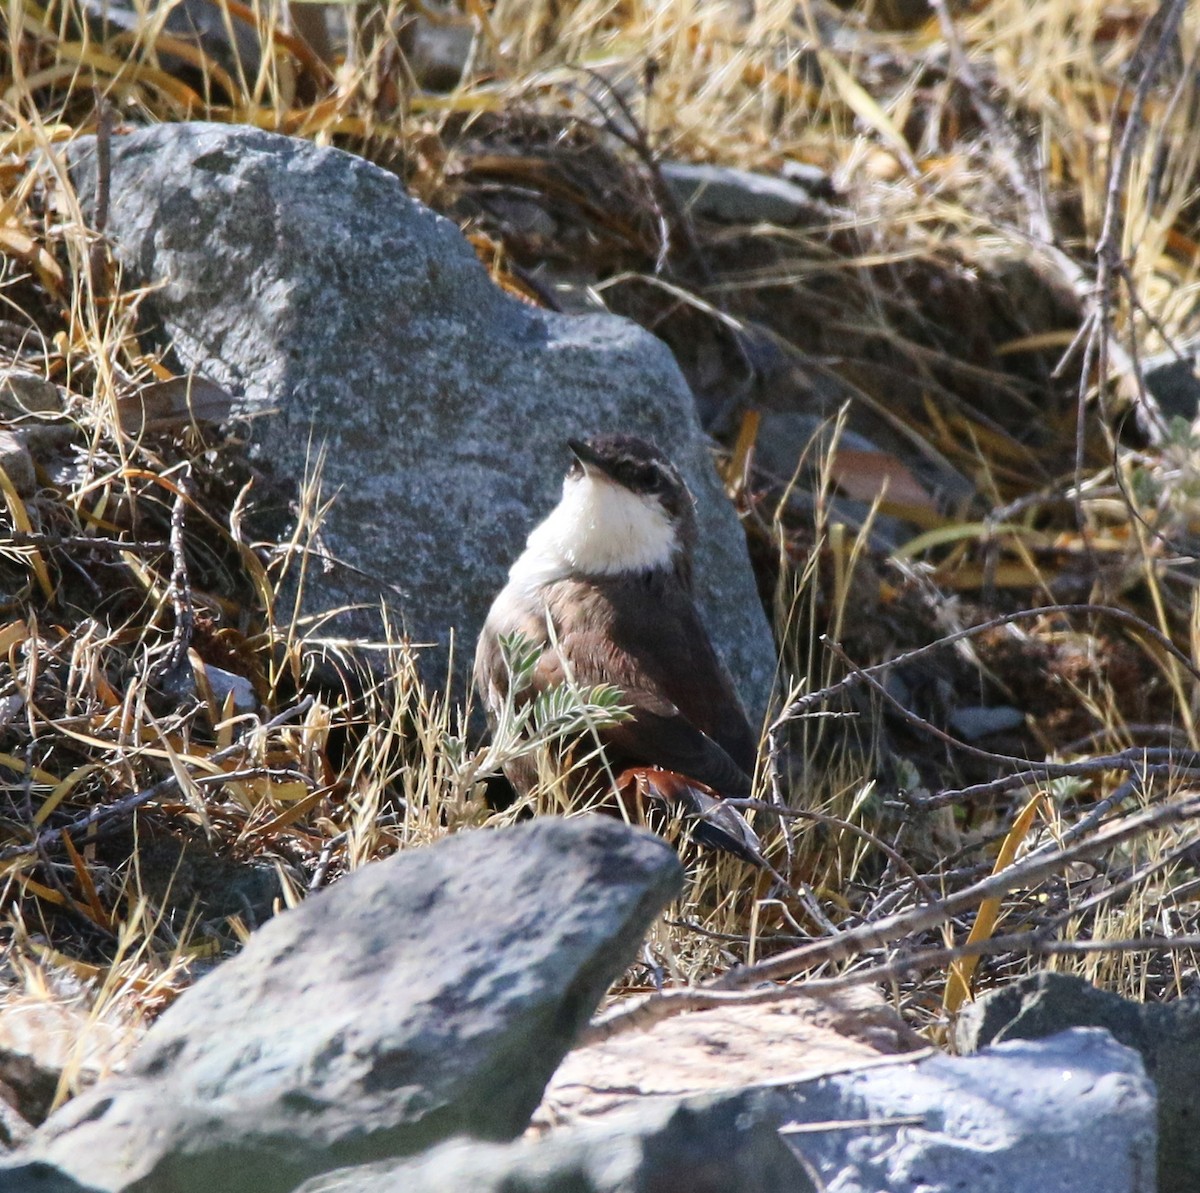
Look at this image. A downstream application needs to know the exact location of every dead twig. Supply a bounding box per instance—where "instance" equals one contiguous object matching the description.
[580,925,1200,1047]
[1074,0,1187,514]
[153,464,194,682]
[578,794,1200,1042]
[0,698,314,863]
[928,0,1052,246]
[3,531,170,554]
[775,604,1200,734]
[728,797,938,903]
[820,637,1200,810]
[87,91,113,299]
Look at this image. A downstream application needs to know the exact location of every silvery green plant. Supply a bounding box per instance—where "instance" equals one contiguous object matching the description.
[446,631,630,799]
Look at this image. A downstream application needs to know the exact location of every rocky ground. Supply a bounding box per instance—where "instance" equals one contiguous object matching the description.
[3,2,1200,1190]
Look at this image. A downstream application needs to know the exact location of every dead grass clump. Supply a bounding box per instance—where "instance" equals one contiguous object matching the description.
[4,0,1200,1070]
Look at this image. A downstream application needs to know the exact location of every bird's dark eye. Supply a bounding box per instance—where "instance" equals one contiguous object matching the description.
[637,466,661,490]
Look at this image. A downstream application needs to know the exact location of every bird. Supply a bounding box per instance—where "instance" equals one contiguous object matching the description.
[473,433,763,863]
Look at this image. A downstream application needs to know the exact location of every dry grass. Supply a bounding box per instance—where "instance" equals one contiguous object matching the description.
[3,0,1200,1104]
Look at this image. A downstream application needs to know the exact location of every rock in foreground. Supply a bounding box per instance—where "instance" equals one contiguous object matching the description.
[296,1093,815,1193]
[958,970,1200,1193]
[781,1027,1154,1193]
[20,818,682,1193]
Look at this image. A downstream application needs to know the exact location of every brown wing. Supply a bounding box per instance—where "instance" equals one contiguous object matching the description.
[604,572,759,776]
[476,573,758,801]
[543,624,755,799]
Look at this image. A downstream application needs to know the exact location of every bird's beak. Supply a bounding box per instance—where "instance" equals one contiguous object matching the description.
[567,438,616,481]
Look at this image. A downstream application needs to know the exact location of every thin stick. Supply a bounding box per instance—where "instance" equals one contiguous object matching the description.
[820,637,1200,809]
[775,605,1200,736]
[718,795,1200,988]
[3,531,169,554]
[156,464,194,680]
[581,924,1200,1048]
[1077,0,1187,516]
[0,698,314,863]
[928,0,1051,245]
[88,91,113,299]
[727,798,937,902]
[578,795,1200,1042]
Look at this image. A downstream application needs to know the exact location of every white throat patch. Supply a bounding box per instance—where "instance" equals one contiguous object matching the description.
[510,473,676,584]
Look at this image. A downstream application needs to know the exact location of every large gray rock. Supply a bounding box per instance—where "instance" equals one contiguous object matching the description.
[296,1092,815,1193]
[66,123,775,719]
[22,818,682,1193]
[778,1027,1154,1193]
[958,970,1198,1193]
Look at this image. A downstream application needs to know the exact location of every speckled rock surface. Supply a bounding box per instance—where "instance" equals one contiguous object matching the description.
[66,123,776,719]
[959,970,1197,1193]
[780,1027,1155,1193]
[21,818,682,1193]
[295,1093,815,1193]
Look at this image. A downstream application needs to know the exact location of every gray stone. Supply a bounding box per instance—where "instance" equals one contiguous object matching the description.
[160,658,258,717]
[24,817,682,1193]
[754,409,976,515]
[66,123,775,720]
[199,663,257,715]
[957,970,1198,1193]
[0,431,35,496]
[0,370,60,419]
[753,411,881,481]
[1143,350,1200,422]
[296,1092,815,1193]
[778,1028,1155,1193]
[78,0,262,82]
[947,704,1026,741]
[661,162,830,226]
[11,423,75,454]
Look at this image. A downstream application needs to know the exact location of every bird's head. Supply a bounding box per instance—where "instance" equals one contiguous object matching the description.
[519,434,697,583]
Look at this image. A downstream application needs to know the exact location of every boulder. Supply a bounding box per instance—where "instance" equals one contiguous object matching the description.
[958,970,1200,1193]
[778,1027,1154,1193]
[295,1092,815,1193]
[66,123,776,719]
[22,818,682,1193]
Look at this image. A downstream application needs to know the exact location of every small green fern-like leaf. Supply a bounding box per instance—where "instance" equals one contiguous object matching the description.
[530,682,630,737]
[497,631,541,694]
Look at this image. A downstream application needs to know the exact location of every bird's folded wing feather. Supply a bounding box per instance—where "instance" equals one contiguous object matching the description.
[608,580,760,775]
[538,629,754,799]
